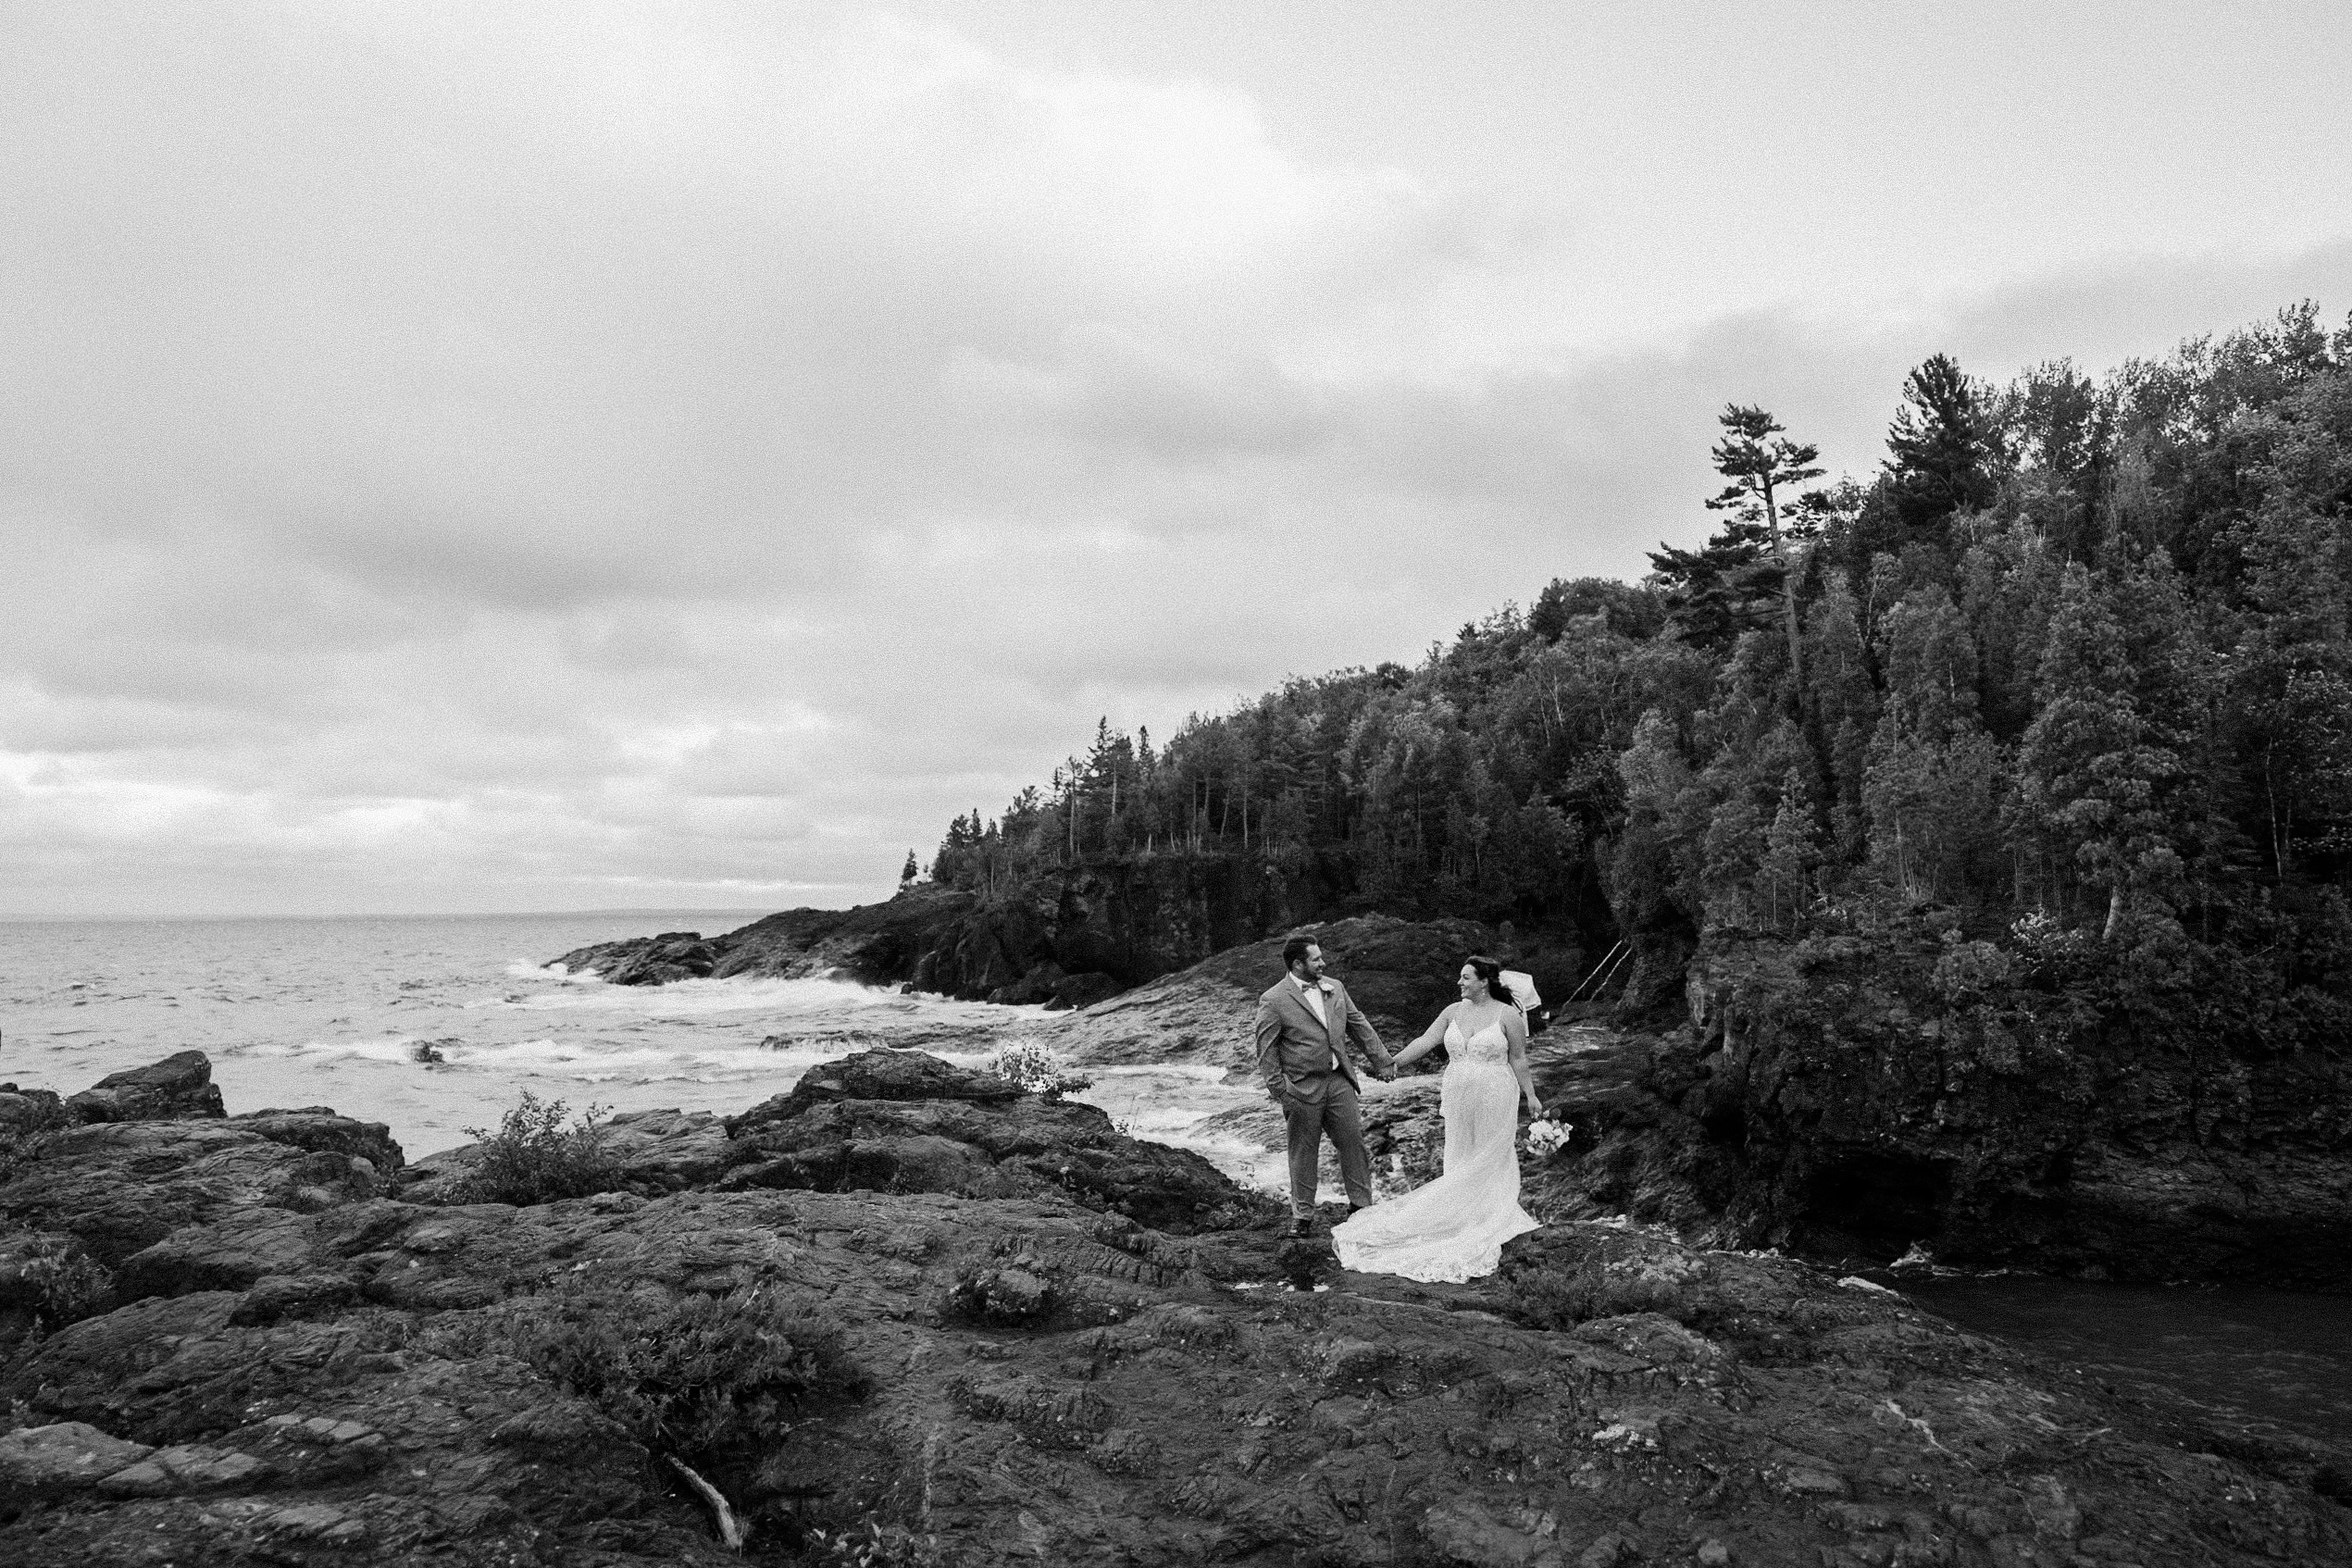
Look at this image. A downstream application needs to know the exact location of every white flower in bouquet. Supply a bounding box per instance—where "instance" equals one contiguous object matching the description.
[987,1040,1092,1097]
[1524,1118,1572,1158]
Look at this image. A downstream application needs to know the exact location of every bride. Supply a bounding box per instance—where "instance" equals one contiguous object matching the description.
[1331,954,1543,1283]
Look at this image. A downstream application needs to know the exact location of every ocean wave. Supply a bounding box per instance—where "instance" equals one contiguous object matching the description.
[468,973,1049,1023]
[504,960,599,983]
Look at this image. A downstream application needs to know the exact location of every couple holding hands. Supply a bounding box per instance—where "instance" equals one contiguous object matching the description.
[1253,936,1546,1284]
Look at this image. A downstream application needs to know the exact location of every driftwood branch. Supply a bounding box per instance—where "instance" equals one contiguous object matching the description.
[666,1454,748,1552]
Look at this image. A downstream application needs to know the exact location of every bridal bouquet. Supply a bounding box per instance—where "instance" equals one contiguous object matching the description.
[1524,1118,1573,1158]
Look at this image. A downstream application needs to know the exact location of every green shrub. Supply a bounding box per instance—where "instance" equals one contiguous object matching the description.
[0,1233,115,1331]
[505,1281,865,1460]
[1499,1241,1713,1332]
[444,1091,622,1205]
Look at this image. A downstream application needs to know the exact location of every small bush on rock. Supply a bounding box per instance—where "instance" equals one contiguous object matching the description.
[1500,1242,1713,1331]
[507,1281,866,1460]
[0,1234,116,1340]
[0,1089,73,1184]
[445,1091,622,1204]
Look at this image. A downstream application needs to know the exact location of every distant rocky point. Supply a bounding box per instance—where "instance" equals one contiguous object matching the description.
[549,888,1583,1027]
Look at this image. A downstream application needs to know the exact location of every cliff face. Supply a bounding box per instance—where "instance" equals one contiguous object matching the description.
[6,1051,2347,1566]
[1560,930,2352,1288]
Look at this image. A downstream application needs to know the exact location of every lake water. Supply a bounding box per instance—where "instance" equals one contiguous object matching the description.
[0,912,1052,1157]
[1903,1275,2352,1453]
[5,913,2345,1454]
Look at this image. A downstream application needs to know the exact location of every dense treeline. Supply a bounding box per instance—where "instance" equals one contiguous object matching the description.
[927,304,2352,990]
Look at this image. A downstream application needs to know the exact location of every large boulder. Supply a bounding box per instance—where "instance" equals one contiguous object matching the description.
[225,1110,404,1174]
[550,930,718,987]
[63,1052,224,1124]
[728,1048,1021,1130]
[715,1052,1257,1234]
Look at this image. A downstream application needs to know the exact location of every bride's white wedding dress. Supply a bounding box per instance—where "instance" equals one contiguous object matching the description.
[1331,1015,1540,1283]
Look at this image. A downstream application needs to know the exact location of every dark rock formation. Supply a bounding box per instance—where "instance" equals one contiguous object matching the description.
[554,886,980,989]
[2,1052,2346,1565]
[594,930,721,986]
[61,1052,224,1124]
[551,860,1585,1009]
[0,1114,399,1268]
[1046,970,1121,1011]
[1546,933,2352,1288]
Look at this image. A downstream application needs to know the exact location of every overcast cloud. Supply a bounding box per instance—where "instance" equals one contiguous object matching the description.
[5,2,2350,917]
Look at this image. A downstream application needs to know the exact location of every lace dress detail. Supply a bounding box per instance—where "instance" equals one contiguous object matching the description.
[1330,1015,1540,1283]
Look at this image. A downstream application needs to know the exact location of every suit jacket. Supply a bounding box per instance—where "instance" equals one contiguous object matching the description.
[1254,977,1390,1102]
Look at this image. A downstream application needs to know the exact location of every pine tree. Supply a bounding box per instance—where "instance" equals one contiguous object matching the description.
[1709,404,1824,692]
[899,850,919,889]
[1886,354,2003,539]
[1760,765,1825,930]
[2015,566,2183,935]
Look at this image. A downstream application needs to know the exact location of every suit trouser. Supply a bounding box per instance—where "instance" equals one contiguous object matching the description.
[1280,1074,1373,1215]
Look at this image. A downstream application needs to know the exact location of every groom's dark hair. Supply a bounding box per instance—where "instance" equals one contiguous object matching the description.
[1464,954,1515,1004]
[1281,936,1316,972]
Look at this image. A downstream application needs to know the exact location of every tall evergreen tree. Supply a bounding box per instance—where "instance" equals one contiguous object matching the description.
[1709,404,1824,692]
[1886,354,2003,539]
[2015,566,2184,935]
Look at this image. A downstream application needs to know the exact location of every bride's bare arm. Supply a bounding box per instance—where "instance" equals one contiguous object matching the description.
[1504,1011,1541,1115]
[1388,1004,1456,1069]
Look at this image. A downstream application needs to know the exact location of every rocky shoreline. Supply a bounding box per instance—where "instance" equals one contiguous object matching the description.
[551,902,2352,1293]
[547,884,1582,1014]
[4,1048,2349,1564]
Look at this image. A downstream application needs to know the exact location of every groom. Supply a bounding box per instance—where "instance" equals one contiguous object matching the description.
[1254,936,1394,1237]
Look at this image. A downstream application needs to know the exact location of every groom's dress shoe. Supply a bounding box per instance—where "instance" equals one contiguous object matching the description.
[1288,1216,1313,1238]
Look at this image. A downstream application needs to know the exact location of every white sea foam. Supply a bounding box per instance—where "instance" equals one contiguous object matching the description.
[470,973,1050,1023]
[6,911,1284,1175]
[504,960,602,984]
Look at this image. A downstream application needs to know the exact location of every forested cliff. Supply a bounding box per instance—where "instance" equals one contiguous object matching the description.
[888,303,2352,1281]
[925,302,2352,1027]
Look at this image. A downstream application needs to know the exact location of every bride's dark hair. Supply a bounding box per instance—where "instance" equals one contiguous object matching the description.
[1463,954,1515,1005]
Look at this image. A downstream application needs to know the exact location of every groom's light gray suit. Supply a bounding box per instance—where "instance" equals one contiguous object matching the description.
[1254,973,1392,1218]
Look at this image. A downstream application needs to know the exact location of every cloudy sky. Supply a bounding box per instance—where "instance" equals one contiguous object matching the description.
[5,2,2350,920]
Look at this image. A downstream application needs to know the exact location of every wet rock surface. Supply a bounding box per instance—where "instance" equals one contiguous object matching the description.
[3,1051,2346,1565]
